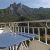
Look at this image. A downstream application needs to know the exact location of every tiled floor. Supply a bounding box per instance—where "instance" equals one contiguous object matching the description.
[29,40,50,50]
[0,40,50,50]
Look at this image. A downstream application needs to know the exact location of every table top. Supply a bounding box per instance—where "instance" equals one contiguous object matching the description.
[0,32,36,48]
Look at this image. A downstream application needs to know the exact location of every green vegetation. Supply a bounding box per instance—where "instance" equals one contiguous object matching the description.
[0,3,50,22]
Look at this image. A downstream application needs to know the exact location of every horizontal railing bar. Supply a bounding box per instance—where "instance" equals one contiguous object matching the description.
[15,26,46,28]
[10,19,50,23]
[30,27,45,28]
[15,26,50,29]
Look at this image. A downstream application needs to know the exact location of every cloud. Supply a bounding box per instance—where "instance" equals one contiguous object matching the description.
[32,0,50,8]
[0,0,50,9]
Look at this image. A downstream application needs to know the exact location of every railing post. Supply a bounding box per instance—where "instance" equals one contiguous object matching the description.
[18,27,19,32]
[38,28,40,41]
[45,28,47,44]
[21,27,22,33]
[28,22,29,34]
[33,28,34,40]
[13,26,14,32]
[15,27,16,32]
[5,24,6,27]
[9,23,11,30]
[11,23,14,32]
[24,27,25,33]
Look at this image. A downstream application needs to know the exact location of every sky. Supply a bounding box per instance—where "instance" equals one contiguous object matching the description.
[0,0,50,9]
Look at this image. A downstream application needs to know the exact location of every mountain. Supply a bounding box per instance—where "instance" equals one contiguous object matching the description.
[7,3,34,16]
[0,3,50,22]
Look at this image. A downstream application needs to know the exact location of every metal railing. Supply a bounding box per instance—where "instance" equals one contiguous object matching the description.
[0,21,50,45]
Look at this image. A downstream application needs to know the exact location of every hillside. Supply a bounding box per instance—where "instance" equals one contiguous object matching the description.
[0,3,50,22]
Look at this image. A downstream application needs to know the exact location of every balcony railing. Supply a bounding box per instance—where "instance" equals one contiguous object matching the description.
[0,20,50,45]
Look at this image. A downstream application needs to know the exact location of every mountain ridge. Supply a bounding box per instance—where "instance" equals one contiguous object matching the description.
[0,3,50,22]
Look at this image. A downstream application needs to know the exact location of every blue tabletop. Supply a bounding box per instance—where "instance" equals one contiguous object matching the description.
[0,32,34,48]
